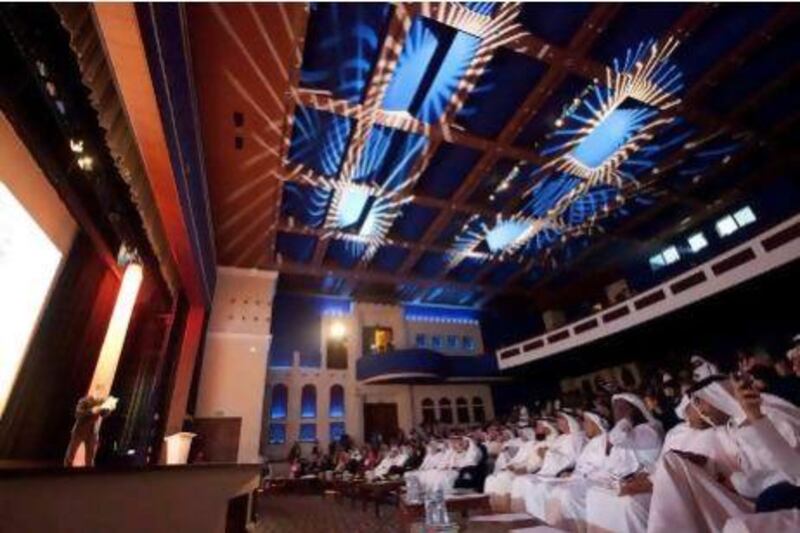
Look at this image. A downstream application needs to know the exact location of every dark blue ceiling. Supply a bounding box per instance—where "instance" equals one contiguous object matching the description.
[270,2,800,309]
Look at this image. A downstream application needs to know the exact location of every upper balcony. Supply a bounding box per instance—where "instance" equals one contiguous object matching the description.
[355,348,503,384]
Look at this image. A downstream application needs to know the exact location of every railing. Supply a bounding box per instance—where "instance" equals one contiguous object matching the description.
[496,213,800,369]
[356,349,502,383]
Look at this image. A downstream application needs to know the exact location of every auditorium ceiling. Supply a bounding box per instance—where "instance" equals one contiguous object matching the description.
[183,2,800,308]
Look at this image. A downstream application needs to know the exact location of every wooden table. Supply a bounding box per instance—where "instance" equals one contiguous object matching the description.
[358,479,405,516]
[398,492,491,530]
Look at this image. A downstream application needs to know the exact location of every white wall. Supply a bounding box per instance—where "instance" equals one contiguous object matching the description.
[262,301,495,459]
[196,267,277,463]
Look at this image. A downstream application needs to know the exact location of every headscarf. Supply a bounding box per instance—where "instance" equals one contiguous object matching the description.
[612,392,659,426]
[691,355,720,382]
[559,411,583,434]
[583,411,610,433]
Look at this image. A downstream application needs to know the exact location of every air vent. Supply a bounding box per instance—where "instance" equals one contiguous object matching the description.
[634,290,666,310]
[670,271,707,294]
[762,221,800,251]
[711,248,756,276]
[574,318,598,334]
[233,111,244,127]
[603,306,630,323]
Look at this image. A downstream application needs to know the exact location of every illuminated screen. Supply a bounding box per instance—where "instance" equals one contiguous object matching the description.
[0,182,63,416]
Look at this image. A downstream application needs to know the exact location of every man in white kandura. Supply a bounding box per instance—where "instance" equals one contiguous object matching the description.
[647,375,800,533]
[517,412,587,520]
[425,435,481,495]
[543,411,610,530]
[509,419,560,512]
[580,393,664,533]
[483,427,527,512]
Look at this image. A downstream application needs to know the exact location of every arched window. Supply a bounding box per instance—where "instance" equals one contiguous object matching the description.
[421,398,436,424]
[300,384,317,419]
[438,398,453,425]
[456,397,470,424]
[330,384,345,418]
[471,396,485,424]
[270,384,288,420]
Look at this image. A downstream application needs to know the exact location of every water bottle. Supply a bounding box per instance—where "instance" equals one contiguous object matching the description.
[424,489,435,525]
[434,487,449,525]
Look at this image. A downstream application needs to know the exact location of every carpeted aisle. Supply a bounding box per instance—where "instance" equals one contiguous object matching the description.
[256,494,404,533]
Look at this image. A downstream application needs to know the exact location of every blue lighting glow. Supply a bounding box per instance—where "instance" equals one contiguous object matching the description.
[570,107,647,168]
[485,219,530,253]
[335,186,371,228]
[384,18,441,112]
[404,304,480,324]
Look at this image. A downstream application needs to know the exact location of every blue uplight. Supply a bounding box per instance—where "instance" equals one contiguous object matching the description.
[485,219,530,253]
[336,186,371,228]
[570,108,643,168]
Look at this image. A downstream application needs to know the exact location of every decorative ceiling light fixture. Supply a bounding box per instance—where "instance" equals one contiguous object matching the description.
[543,37,683,192]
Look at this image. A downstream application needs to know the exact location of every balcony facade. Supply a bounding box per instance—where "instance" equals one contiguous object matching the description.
[356,348,502,384]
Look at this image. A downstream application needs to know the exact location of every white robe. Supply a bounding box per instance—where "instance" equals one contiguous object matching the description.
[484,438,535,496]
[518,430,587,519]
[544,433,609,527]
[647,381,800,533]
[648,416,800,533]
[549,419,661,533]
[424,439,481,494]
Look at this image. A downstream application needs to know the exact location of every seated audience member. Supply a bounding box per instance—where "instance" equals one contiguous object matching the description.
[742,351,800,407]
[406,440,445,492]
[422,435,481,495]
[581,393,664,533]
[514,412,586,518]
[786,335,800,378]
[369,444,408,480]
[484,422,557,513]
[508,419,560,512]
[454,431,489,492]
[543,411,610,529]
[647,375,800,532]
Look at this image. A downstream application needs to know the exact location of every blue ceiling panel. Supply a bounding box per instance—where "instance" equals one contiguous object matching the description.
[276,232,318,263]
[524,173,582,218]
[449,257,484,282]
[421,286,481,307]
[288,106,353,176]
[326,239,362,269]
[563,185,620,226]
[707,26,800,114]
[392,203,439,241]
[413,251,447,278]
[384,17,480,123]
[414,142,481,199]
[300,2,392,103]
[371,245,409,273]
[513,75,587,149]
[280,182,331,228]
[456,48,547,138]
[460,2,497,17]
[517,3,594,46]
[435,212,470,246]
[486,262,521,286]
[744,83,800,130]
[590,4,688,64]
[673,4,777,84]
[354,125,427,188]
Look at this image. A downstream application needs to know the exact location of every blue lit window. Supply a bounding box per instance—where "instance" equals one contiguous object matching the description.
[462,336,476,351]
[299,423,316,442]
[415,333,426,347]
[330,422,346,443]
[329,384,345,418]
[716,215,738,237]
[301,384,317,419]
[270,384,288,420]
[431,335,442,349]
[446,335,458,348]
[733,206,756,227]
[716,206,756,238]
[687,232,708,253]
[268,423,286,444]
[649,245,680,271]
